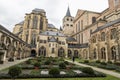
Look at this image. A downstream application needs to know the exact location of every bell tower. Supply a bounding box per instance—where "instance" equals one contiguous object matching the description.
[108,0,120,10]
[63,6,74,36]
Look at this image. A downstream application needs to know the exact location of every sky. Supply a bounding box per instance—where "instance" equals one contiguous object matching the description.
[0,0,108,32]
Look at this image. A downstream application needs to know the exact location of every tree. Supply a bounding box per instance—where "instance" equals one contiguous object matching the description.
[8,66,22,80]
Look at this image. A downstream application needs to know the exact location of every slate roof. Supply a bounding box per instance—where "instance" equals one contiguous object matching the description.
[66,37,76,42]
[49,36,57,42]
[32,8,45,13]
[65,7,71,17]
[68,43,88,48]
[40,31,65,37]
[92,18,120,34]
[48,24,55,28]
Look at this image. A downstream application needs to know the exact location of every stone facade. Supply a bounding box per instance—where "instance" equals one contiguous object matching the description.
[72,0,120,62]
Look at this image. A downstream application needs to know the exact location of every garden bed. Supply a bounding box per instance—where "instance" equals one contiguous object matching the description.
[0,57,106,79]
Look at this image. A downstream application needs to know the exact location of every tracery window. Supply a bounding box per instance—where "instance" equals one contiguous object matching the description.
[111,28,116,39]
[33,16,38,29]
[101,32,105,41]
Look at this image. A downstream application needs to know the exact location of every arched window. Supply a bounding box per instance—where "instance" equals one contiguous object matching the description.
[33,16,38,29]
[40,17,43,30]
[111,28,116,39]
[31,33,36,47]
[68,49,72,58]
[58,47,64,57]
[101,32,106,41]
[92,36,96,43]
[39,46,46,57]
[74,50,79,58]
[93,48,97,59]
[101,47,106,59]
[111,46,116,60]
[92,17,96,23]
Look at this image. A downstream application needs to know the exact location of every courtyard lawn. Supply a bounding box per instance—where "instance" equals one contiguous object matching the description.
[15,75,120,80]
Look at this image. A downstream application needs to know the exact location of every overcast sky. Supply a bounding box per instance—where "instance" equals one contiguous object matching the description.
[0,0,108,32]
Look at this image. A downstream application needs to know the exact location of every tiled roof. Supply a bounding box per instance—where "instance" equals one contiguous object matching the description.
[66,37,76,42]
[40,31,65,37]
[48,24,55,28]
[92,18,120,34]
[68,43,88,48]
[32,8,45,13]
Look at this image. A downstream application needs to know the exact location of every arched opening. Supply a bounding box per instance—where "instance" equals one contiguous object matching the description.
[58,47,64,57]
[68,50,72,58]
[74,50,78,58]
[39,46,46,57]
[93,48,97,59]
[101,47,106,60]
[111,46,116,60]
[31,50,36,57]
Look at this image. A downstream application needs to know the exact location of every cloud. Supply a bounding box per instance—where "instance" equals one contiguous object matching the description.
[0,0,108,32]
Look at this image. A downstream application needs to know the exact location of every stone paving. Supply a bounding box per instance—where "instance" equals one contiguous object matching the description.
[0,57,31,71]
[65,59,120,78]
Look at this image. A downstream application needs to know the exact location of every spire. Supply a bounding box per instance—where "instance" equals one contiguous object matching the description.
[65,6,71,17]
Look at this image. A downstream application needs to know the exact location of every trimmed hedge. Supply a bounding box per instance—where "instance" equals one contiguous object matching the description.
[49,68,60,76]
[82,67,94,75]
[59,62,66,69]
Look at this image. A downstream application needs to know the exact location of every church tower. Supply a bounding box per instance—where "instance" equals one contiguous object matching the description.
[63,7,74,36]
[108,0,120,10]
[22,8,48,48]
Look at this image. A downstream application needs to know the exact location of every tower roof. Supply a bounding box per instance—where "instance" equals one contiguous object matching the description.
[65,7,71,17]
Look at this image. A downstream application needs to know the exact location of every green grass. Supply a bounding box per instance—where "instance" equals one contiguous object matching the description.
[11,75,119,80]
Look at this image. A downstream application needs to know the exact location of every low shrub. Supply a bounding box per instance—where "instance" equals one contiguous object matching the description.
[64,61,69,65]
[116,68,120,72]
[26,60,31,64]
[107,61,112,64]
[105,64,117,70]
[114,62,120,66]
[8,66,22,79]
[34,62,41,67]
[96,60,101,63]
[82,67,94,75]
[44,60,51,65]
[84,60,89,63]
[49,68,60,76]
[59,62,66,69]
[100,62,107,65]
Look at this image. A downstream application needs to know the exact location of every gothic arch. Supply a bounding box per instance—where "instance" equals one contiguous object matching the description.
[68,49,72,58]
[74,50,79,58]
[39,46,46,57]
[101,47,106,59]
[111,46,116,60]
[93,48,97,59]
[58,47,64,57]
